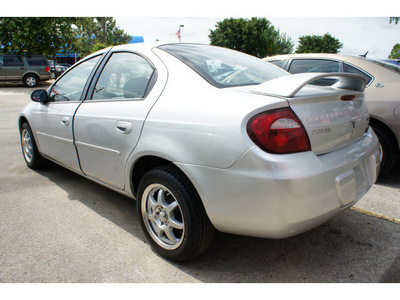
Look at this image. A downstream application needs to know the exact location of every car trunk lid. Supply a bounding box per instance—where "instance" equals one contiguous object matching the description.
[249,73,369,155]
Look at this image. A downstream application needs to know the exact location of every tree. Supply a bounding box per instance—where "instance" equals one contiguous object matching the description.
[389,43,400,59]
[74,17,132,56]
[208,17,293,58]
[296,33,343,54]
[0,17,77,55]
[389,17,399,25]
[0,17,131,58]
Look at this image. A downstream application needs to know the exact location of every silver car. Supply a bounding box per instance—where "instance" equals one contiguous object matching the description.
[264,53,400,177]
[19,43,380,261]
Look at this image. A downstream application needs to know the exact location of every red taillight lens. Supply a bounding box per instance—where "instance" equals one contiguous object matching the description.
[247,108,311,154]
[45,67,50,73]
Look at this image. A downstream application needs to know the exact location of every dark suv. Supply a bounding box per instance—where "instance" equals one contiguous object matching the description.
[0,54,51,87]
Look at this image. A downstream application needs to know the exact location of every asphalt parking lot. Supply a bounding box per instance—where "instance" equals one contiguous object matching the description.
[0,81,399,283]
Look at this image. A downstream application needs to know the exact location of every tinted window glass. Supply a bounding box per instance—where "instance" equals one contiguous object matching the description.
[343,63,373,84]
[0,56,3,66]
[4,56,24,66]
[368,59,400,75]
[26,56,48,66]
[159,44,287,88]
[93,52,154,100]
[49,55,101,102]
[288,59,339,74]
[269,60,285,69]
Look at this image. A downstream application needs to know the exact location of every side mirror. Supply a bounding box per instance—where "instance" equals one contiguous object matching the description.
[31,89,49,103]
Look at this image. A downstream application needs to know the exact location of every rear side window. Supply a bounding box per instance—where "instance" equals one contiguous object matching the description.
[268,60,285,69]
[4,56,24,66]
[92,52,155,100]
[288,59,339,74]
[343,63,373,84]
[26,56,48,66]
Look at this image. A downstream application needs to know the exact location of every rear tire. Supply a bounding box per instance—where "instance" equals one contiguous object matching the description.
[20,122,45,169]
[371,124,397,178]
[137,165,214,261]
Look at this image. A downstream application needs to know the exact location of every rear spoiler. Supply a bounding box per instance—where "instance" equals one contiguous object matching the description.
[250,73,367,98]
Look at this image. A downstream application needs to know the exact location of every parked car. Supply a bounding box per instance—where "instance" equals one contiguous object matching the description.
[19,44,380,261]
[0,54,51,87]
[382,59,400,67]
[264,53,400,177]
[48,60,68,78]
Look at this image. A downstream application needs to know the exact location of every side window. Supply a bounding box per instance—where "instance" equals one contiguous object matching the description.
[268,60,285,69]
[343,63,373,85]
[26,56,48,66]
[49,55,101,102]
[0,56,4,66]
[4,56,24,66]
[92,52,155,100]
[288,59,339,74]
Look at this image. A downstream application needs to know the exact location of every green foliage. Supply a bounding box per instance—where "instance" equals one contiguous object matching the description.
[74,17,132,56]
[389,17,399,25]
[0,17,77,55]
[388,43,400,59]
[0,17,131,57]
[296,33,343,54]
[208,17,293,58]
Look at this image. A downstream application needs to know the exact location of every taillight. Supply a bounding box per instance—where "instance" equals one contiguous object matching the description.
[45,67,50,73]
[247,107,311,154]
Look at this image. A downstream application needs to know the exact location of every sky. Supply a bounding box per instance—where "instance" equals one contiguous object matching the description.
[115,17,400,59]
[5,0,400,60]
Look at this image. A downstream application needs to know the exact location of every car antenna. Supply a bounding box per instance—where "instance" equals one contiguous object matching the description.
[359,51,369,57]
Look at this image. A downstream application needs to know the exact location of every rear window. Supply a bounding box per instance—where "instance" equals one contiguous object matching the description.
[26,56,48,66]
[368,59,400,75]
[158,44,287,88]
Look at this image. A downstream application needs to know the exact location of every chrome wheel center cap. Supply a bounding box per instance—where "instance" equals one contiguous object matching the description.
[158,211,168,224]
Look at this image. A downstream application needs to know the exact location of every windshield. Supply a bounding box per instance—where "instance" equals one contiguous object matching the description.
[158,44,288,88]
[368,59,400,75]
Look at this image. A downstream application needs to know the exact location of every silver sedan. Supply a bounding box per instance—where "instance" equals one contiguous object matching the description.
[19,43,380,261]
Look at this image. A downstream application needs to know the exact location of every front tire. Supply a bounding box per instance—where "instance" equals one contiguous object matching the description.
[137,165,214,261]
[20,122,45,169]
[23,74,39,87]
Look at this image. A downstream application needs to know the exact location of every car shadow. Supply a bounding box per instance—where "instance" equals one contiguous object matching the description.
[34,161,400,283]
[376,160,400,188]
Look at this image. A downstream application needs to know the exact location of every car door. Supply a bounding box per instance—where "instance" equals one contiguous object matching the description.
[33,54,102,172]
[73,51,162,190]
[0,55,5,80]
[4,56,26,80]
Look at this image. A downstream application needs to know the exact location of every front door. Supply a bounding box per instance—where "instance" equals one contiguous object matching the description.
[33,55,102,172]
[0,55,6,80]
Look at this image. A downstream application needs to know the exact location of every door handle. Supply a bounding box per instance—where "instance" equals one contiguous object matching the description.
[115,121,133,134]
[61,116,70,126]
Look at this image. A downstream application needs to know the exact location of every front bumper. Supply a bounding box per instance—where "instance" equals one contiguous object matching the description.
[177,128,380,239]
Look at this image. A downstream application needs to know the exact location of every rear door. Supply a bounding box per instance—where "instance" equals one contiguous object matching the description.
[73,50,165,190]
[33,54,102,172]
[4,55,25,80]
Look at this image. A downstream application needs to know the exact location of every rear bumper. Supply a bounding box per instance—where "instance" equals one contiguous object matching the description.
[177,128,380,238]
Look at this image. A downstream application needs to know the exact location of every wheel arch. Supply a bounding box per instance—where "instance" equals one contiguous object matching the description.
[130,155,181,199]
[369,117,399,153]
